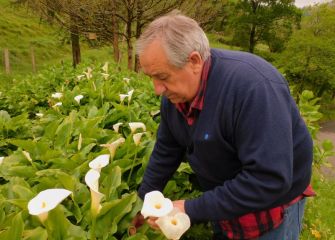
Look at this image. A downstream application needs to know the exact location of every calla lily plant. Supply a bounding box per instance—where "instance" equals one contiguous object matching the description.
[27,188,72,222]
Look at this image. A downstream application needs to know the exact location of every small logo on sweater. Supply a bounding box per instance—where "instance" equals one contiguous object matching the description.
[204,133,209,140]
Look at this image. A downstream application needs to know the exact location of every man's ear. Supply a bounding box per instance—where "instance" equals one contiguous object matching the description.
[188,51,203,74]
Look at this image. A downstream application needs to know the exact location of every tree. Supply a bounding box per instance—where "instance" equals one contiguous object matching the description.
[276,3,335,101]
[227,0,300,53]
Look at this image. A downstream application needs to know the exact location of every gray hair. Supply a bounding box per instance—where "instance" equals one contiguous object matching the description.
[136,10,210,68]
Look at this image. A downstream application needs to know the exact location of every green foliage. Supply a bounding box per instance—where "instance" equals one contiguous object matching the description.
[298,90,334,167]
[301,170,335,239]
[226,0,300,53]
[276,3,335,103]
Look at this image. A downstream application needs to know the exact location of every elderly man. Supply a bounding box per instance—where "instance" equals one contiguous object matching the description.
[135,11,314,240]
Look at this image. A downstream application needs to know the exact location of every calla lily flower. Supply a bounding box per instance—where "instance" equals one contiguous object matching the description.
[51,92,63,99]
[101,73,109,80]
[28,188,72,222]
[150,110,160,116]
[133,132,146,146]
[89,154,110,173]
[0,156,4,165]
[102,62,108,73]
[141,191,173,219]
[85,169,104,216]
[156,208,191,240]
[123,77,130,84]
[36,113,44,118]
[113,122,123,133]
[23,151,32,163]
[100,138,125,159]
[78,133,82,151]
[74,94,84,104]
[84,67,93,79]
[129,122,146,133]
[127,89,134,102]
[77,74,85,81]
[52,102,62,108]
[119,94,128,103]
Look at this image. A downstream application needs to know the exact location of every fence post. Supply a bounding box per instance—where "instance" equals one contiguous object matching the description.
[31,47,36,73]
[3,48,10,74]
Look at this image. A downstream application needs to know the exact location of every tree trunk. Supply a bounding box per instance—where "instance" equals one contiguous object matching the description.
[71,24,81,68]
[249,24,256,53]
[134,0,144,72]
[111,0,120,63]
[126,19,133,70]
[3,48,10,74]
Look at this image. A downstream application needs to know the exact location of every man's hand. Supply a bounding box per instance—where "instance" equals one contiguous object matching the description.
[134,200,186,232]
[147,216,160,230]
[129,213,145,235]
[173,200,185,213]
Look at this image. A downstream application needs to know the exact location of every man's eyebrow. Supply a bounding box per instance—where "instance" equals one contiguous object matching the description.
[145,72,168,78]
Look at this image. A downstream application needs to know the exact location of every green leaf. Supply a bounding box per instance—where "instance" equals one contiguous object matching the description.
[2,212,24,240]
[96,193,137,237]
[322,139,334,152]
[103,166,122,201]
[12,184,35,200]
[22,227,48,240]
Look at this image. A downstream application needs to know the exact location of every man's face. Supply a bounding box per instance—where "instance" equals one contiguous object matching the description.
[139,40,203,104]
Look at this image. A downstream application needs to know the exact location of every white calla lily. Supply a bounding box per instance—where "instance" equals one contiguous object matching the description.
[150,110,160,116]
[129,122,146,133]
[52,102,62,108]
[85,169,104,216]
[100,138,125,159]
[77,74,85,81]
[119,94,128,103]
[84,67,93,79]
[23,151,32,163]
[102,62,108,73]
[133,132,145,146]
[74,94,84,104]
[101,73,109,80]
[0,156,4,165]
[127,89,134,102]
[141,191,173,219]
[112,122,123,133]
[28,188,72,222]
[123,77,130,84]
[78,133,82,151]
[89,154,110,173]
[51,92,63,99]
[156,208,191,240]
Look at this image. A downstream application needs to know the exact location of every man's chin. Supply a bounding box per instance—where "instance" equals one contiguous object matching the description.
[168,96,185,104]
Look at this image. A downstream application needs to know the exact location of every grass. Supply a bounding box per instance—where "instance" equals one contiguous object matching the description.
[0,0,74,74]
[301,169,335,240]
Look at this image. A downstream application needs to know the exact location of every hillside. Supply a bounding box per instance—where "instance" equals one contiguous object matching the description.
[0,0,71,74]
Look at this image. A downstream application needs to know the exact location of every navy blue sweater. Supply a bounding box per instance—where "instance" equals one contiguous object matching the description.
[138,49,313,222]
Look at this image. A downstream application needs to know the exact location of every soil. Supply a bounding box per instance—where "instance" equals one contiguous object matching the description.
[318,121,335,179]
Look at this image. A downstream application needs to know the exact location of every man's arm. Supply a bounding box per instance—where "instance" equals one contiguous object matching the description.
[138,99,186,199]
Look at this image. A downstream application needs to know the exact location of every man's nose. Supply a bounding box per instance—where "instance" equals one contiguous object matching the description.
[153,79,166,96]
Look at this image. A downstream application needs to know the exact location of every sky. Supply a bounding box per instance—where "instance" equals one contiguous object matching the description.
[295,0,333,8]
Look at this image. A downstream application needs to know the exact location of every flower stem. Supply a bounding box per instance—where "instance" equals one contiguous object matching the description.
[91,216,97,240]
[127,147,138,184]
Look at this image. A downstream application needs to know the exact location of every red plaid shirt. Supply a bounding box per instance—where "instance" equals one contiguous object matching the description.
[176,58,211,125]
[175,58,316,239]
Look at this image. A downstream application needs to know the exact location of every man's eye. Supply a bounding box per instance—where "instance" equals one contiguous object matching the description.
[158,76,168,81]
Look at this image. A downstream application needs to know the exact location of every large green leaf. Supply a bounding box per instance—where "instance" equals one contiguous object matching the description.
[96,193,137,237]
[22,227,48,240]
[0,212,24,240]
